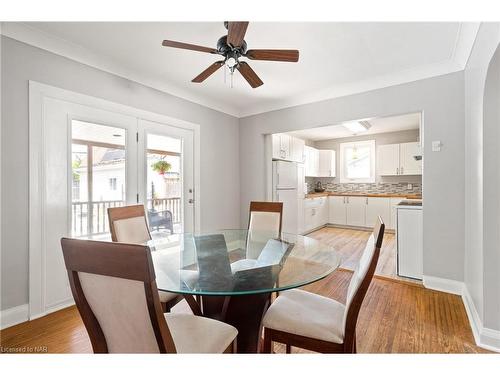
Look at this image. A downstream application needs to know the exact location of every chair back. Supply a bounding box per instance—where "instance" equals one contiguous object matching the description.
[246,201,283,259]
[108,205,151,244]
[61,238,176,353]
[342,216,385,349]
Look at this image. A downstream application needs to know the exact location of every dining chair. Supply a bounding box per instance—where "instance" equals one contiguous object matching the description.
[261,216,385,354]
[107,204,183,312]
[231,201,283,273]
[61,238,238,353]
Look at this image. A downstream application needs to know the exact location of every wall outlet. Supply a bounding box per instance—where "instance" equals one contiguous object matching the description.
[407,183,413,190]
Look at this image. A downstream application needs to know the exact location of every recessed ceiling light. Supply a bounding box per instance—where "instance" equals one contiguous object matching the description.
[343,121,371,134]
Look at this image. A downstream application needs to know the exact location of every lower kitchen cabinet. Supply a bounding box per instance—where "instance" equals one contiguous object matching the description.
[365,197,391,228]
[389,198,404,230]
[345,197,366,227]
[304,196,328,232]
[329,196,346,225]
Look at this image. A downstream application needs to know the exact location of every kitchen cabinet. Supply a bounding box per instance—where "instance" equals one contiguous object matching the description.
[291,137,305,163]
[329,196,346,225]
[377,142,422,176]
[318,150,336,177]
[389,198,404,230]
[345,196,366,227]
[271,133,291,161]
[304,196,328,231]
[365,197,391,228]
[272,134,306,163]
[304,146,319,177]
[400,142,422,175]
[329,196,365,226]
[377,144,400,176]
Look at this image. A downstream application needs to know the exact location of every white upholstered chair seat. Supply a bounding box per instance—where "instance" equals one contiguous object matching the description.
[164,313,237,353]
[262,289,345,344]
[159,290,178,303]
[169,298,194,314]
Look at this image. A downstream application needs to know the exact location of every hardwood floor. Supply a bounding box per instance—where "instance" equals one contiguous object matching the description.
[308,226,416,283]
[0,269,487,354]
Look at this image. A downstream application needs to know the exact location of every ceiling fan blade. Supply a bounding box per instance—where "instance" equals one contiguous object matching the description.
[162,40,218,54]
[237,62,263,88]
[227,22,249,48]
[246,49,299,62]
[192,61,225,83]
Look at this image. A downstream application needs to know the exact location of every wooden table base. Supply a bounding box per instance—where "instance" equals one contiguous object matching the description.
[200,293,271,353]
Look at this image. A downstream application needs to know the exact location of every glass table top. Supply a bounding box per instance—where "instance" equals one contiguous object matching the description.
[147,229,341,296]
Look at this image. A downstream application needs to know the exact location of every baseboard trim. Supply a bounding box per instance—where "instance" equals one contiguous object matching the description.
[462,287,500,353]
[422,275,464,295]
[30,299,75,321]
[0,304,29,329]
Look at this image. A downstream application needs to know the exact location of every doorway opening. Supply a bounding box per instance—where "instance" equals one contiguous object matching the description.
[268,112,423,283]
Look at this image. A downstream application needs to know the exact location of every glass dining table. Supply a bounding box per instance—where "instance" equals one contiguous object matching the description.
[147,229,341,353]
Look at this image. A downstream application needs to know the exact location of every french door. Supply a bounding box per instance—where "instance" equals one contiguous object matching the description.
[137,119,195,234]
[30,84,197,319]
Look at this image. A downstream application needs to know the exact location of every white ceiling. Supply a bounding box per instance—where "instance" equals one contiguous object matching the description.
[287,112,420,141]
[3,22,479,117]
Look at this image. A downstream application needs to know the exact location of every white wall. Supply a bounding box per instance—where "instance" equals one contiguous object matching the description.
[0,36,240,311]
[240,72,465,283]
[464,23,500,334]
[313,129,422,184]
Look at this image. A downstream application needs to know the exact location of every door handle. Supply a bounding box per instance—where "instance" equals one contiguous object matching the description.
[188,199,194,204]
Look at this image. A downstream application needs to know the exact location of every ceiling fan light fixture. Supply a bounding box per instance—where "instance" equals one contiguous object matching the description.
[225,57,238,68]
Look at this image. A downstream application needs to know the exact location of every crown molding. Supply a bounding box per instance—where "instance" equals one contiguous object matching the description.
[0,22,240,117]
[1,22,480,119]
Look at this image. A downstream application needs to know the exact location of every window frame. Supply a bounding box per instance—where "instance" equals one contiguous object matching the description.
[339,140,376,183]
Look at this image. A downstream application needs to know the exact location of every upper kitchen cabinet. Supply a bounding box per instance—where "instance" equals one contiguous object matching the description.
[304,146,335,177]
[272,133,305,163]
[318,150,336,177]
[377,142,422,176]
[400,142,422,175]
[377,144,400,176]
[291,137,305,163]
[304,145,319,176]
[272,133,290,160]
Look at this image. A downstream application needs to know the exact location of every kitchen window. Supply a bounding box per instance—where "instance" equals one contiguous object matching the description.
[339,140,375,183]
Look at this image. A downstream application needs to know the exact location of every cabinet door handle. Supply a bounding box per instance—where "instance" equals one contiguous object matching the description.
[396,167,399,175]
[366,197,368,204]
[347,197,349,204]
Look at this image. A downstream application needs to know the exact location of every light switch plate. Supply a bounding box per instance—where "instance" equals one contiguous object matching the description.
[432,141,442,152]
[407,183,413,190]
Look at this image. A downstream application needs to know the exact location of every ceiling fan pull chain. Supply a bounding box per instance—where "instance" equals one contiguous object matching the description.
[230,69,234,89]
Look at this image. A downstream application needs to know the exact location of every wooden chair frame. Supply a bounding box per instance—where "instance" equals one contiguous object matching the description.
[107,204,183,312]
[262,217,385,354]
[61,238,235,354]
[248,201,283,233]
[107,204,151,243]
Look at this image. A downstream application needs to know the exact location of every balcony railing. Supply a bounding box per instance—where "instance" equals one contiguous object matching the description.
[72,197,181,237]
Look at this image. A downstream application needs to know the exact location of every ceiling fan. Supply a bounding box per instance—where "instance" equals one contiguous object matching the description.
[161,21,299,88]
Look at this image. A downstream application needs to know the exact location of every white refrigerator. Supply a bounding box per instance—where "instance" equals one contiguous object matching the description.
[272,160,305,234]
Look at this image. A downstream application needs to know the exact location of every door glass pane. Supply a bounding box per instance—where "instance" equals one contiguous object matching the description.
[71,120,126,239]
[146,133,182,234]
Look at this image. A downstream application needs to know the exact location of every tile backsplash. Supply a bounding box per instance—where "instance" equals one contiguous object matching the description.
[306,179,422,195]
